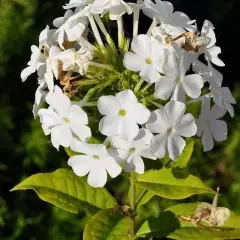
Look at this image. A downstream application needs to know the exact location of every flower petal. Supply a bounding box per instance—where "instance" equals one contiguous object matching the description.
[131,34,152,58]
[118,118,139,141]
[150,134,168,159]
[210,120,227,142]
[167,135,186,160]
[175,113,197,137]
[51,124,72,150]
[97,95,120,116]
[128,155,145,174]
[99,116,121,137]
[110,136,132,151]
[146,109,169,134]
[38,108,63,129]
[123,52,145,72]
[164,100,186,127]
[140,65,161,83]
[155,76,176,100]
[104,157,122,178]
[202,126,214,152]
[133,128,153,149]
[210,104,227,120]
[182,74,204,99]
[88,164,107,188]
[68,155,92,176]
[128,103,150,124]
[116,90,138,106]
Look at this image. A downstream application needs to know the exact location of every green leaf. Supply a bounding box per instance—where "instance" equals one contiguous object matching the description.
[171,139,194,168]
[136,211,180,238]
[11,169,117,215]
[83,208,134,240]
[134,168,215,200]
[167,203,240,240]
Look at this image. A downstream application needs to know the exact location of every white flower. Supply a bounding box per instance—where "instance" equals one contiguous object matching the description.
[53,10,88,49]
[192,60,223,89]
[124,34,166,83]
[91,0,133,20]
[200,20,225,67]
[143,0,196,32]
[98,90,150,141]
[21,45,46,82]
[68,139,122,188]
[63,0,90,9]
[147,100,197,160]
[212,87,236,118]
[38,86,91,150]
[110,129,156,174]
[54,46,93,74]
[155,51,203,102]
[196,96,227,152]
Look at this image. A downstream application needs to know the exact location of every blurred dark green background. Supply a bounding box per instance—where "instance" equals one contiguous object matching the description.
[0,0,240,239]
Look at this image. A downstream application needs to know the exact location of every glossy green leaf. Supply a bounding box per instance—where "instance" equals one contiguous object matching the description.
[11,169,117,215]
[134,168,215,200]
[136,211,180,238]
[83,208,134,240]
[171,139,194,168]
[167,203,240,240]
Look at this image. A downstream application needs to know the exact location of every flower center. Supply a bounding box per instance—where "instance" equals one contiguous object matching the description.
[64,118,70,124]
[92,155,100,160]
[118,109,127,117]
[74,52,79,61]
[163,35,173,44]
[129,148,136,153]
[145,58,153,65]
[167,128,174,135]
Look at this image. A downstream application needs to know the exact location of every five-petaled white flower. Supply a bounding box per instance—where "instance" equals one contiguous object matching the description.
[38,86,91,150]
[200,20,225,67]
[91,0,133,20]
[147,100,197,160]
[98,90,150,141]
[124,34,167,83]
[143,0,196,32]
[196,96,228,152]
[21,45,46,82]
[110,128,156,174]
[63,0,91,9]
[54,46,93,74]
[68,139,122,188]
[155,51,203,102]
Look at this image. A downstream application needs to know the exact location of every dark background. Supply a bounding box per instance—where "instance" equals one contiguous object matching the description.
[0,0,240,239]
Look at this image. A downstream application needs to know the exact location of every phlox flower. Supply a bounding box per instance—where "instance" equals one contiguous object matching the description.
[68,139,122,188]
[97,90,150,141]
[110,128,156,174]
[147,100,197,160]
[124,34,167,83]
[63,0,91,9]
[38,86,91,150]
[196,96,228,152]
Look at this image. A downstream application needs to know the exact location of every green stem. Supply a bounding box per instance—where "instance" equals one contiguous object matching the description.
[140,83,153,94]
[134,78,144,94]
[145,97,163,109]
[130,172,136,210]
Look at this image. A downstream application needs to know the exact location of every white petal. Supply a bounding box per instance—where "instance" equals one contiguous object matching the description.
[110,136,132,151]
[128,155,145,174]
[123,52,145,72]
[182,74,204,99]
[38,108,63,128]
[164,100,186,127]
[21,66,36,82]
[133,128,153,149]
[202,126,214,152]
[68,155,92,176]
[206,46,225,67]
[116,90,138,106]
[140,145,157,160]
[51,124,73,150]
[131,34,152,58]
[150,134,168,159]
[104,157,122,178]
[200,96,211,119]
[97,96,120,116]
[88,164,107,188]
[70,139,93,155]
[68,105,88,124]
[118,118,139,141]
[175,113,197,137]
[146,109,169,134]
[70,124,91,142]
[171,84,185,103]
[167,135,186,160]
[139,64,161,83]
[210,120,227,142]
[99,116,120,137]
[210,104,227,120]
[128,103,150,124]
[155,76,176,100]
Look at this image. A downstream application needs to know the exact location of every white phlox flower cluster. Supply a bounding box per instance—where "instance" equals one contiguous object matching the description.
[21,0,235,188]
